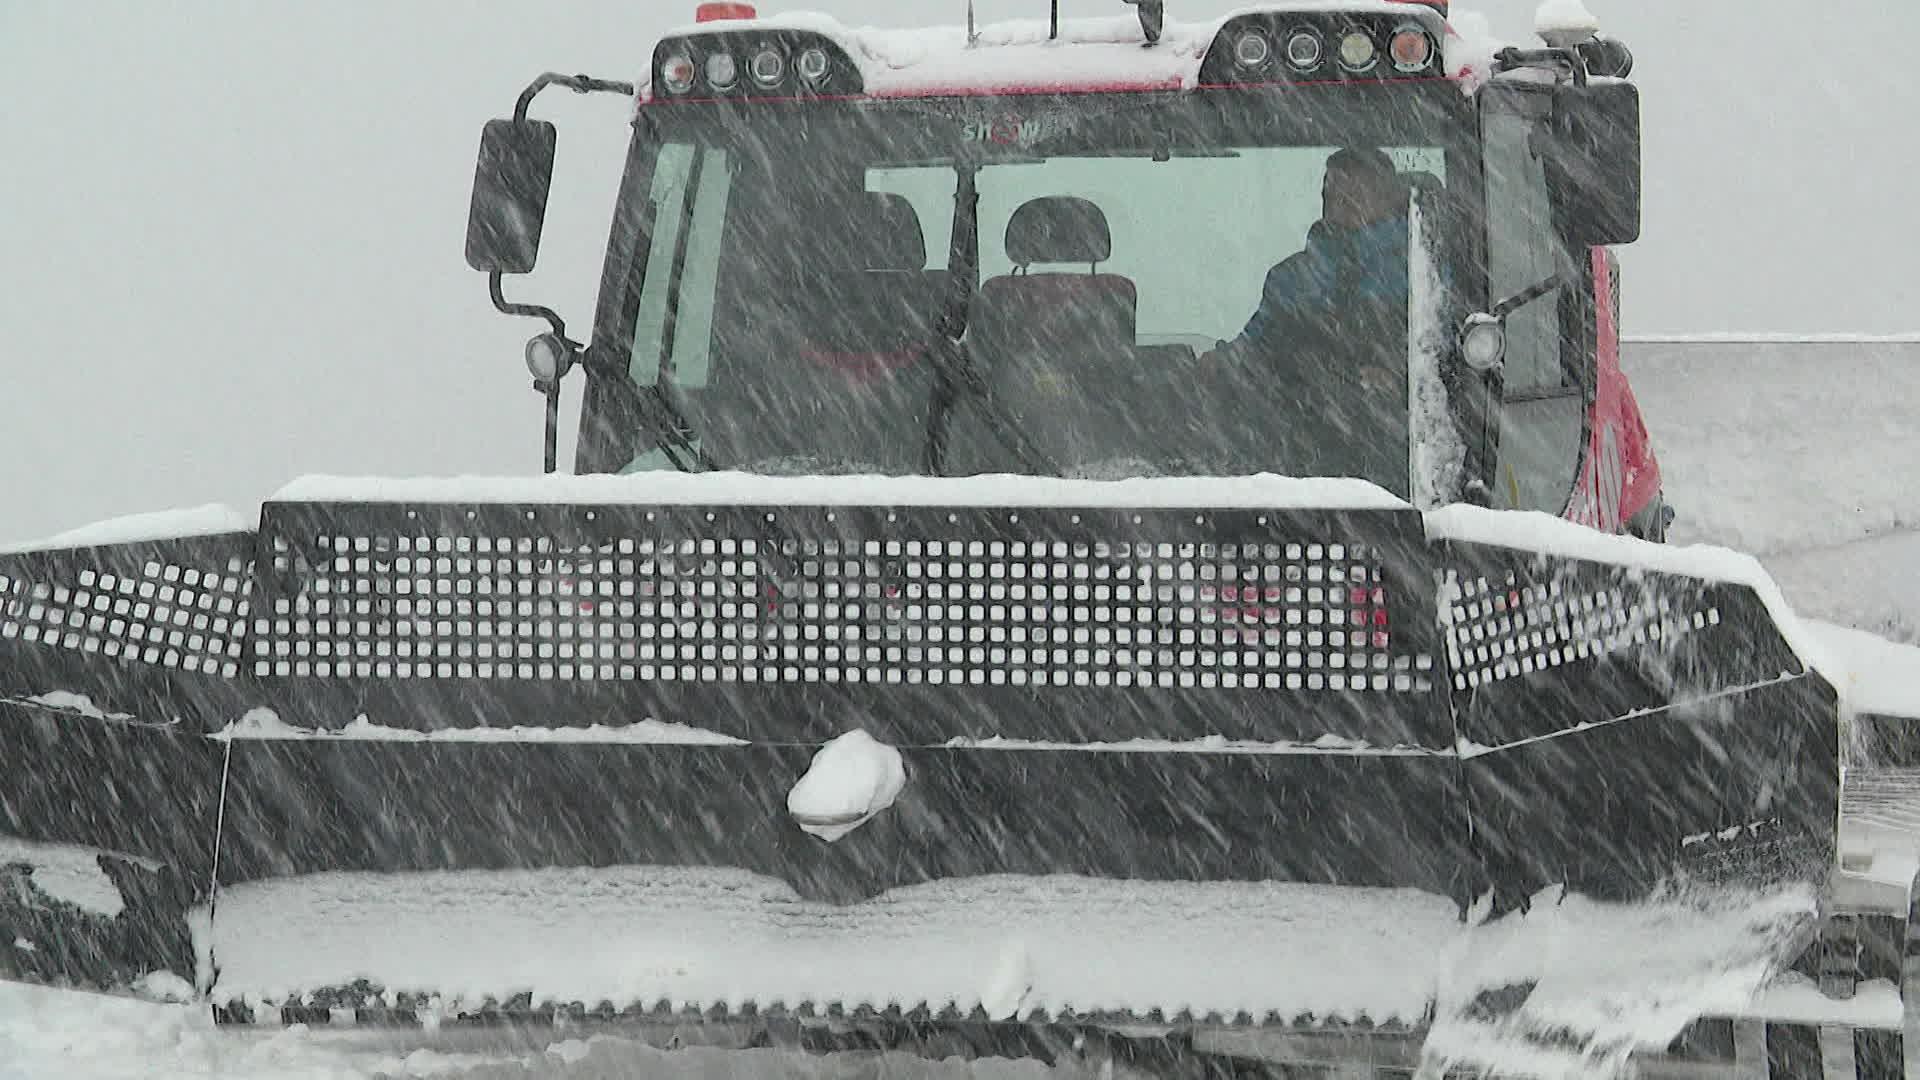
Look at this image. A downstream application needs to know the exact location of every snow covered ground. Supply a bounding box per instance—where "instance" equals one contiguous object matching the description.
[1623,340,1920,644]
[3,340,1917,1077]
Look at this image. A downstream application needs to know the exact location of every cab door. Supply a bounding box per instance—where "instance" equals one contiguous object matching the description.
[1479,85,1596,516]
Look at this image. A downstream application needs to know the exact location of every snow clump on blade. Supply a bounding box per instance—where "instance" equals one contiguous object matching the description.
[786,729,907,842]
[0,503,254,553]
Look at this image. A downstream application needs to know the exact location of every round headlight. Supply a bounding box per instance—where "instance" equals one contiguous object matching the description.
[1459,315,1506,373]
[660,53,697,95]
[748,46,785,88]
[1284,29,1325,71]
[1233,30,1272,69]
[525,332,573,382]
[1337,30,1378,72]
[704,51,739,91]
[796,46,832,85]
[1390,26,1434,72]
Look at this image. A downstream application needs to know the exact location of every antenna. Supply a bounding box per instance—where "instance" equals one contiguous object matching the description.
[966,0,977,45]
[1049,0,1059,41]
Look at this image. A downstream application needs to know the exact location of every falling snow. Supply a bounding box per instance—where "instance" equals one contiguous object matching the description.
[6,1,1920,1078]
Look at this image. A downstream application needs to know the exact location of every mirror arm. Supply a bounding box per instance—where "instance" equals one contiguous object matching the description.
[513,73,638,125]
[1492,46,1588,86]
[489,271,569,341]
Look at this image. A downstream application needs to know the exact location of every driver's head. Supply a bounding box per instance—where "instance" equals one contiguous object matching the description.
[1321,147,1405,230]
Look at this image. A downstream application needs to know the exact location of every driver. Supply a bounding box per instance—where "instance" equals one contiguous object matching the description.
[1207,146,1410,381]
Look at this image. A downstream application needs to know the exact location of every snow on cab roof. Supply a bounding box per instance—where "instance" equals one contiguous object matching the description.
[641,3,1505,102]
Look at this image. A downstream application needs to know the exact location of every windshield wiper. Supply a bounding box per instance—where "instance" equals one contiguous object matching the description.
[920,165,1064,478]
[1491,273,1567,320]
[591,367,712,474]
[636,381,717,474]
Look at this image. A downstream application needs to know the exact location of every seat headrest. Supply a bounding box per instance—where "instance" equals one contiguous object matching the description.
[1005,196,1111,266]
[858,192,927,271]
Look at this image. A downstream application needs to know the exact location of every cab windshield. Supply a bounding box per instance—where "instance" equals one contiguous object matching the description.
[596,87,1472,498]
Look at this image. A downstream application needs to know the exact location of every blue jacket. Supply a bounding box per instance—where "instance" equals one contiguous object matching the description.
[1232,214,1410,350]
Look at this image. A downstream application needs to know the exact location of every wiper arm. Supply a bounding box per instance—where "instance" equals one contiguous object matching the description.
[920,164,1063,478]
[635,381,719,474]
[1491,273,1566,320]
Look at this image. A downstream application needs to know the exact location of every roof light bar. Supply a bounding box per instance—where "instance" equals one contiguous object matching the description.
[648,30,860,100]
[1199,11,1449,86]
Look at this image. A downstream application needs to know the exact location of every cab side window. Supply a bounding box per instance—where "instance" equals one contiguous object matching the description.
[629,143,732,389]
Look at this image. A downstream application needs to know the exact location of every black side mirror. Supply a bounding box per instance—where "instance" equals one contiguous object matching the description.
[465,119,557,274]
[1577,37,1634,79]
[1550,81,1641,246]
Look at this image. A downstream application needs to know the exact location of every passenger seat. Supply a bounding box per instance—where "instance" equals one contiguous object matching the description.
[797,192,948,381]
[967,196,1139,470]
[970,196,1136,365]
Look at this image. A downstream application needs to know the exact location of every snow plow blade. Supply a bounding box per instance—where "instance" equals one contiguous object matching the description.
[0,489,1838,1048]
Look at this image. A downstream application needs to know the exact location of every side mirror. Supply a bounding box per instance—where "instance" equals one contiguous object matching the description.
[465,119,557,275]
[1577,37,1634,79]
[1550,81,1641,246]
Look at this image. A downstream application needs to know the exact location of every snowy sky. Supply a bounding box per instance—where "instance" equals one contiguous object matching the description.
[1,0,1914,542]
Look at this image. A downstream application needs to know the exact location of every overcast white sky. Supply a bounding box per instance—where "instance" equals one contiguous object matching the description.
[1,0,1914,542]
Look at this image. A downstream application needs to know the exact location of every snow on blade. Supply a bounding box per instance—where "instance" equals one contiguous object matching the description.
[206,707,310,740]
[130,971,196,1004]
[1423,503,1835,676]
[1806,620,1920,720]
[207,869,1456,1025]
[1424,504,1779,587]
[1427,883,1819,1076]
[785,729,906,842]
[210,707,747,744]
[271,471,1410,511]
[0,979,1079,1078]
[0,979,561,1078]
[0,838,143,918]
[1742,975,1904,1029]
[943,734,1447,756]
[0,502,254,553]
[204,867,1821,1070]
[980,942,1033,1022]
[18,691,132,721]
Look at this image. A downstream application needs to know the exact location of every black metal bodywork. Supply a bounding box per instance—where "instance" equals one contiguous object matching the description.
[0,497,1839,1026]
